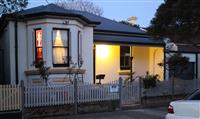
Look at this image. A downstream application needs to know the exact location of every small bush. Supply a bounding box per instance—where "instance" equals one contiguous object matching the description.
[140,72,160,89]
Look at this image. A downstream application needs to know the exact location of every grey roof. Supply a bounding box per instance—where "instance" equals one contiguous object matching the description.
[79,12,145,34]
[176,45,200,53]
[17,4,146,34]
[94,34,164,46]
[9,4,164,45]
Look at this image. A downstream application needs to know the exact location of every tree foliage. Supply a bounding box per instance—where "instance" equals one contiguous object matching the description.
[147,0,200,42]
[0,0,28,15]
[158,53,189,77]
[55,0,103,16]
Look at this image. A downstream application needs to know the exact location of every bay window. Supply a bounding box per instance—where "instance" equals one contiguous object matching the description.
[52,28,69,67]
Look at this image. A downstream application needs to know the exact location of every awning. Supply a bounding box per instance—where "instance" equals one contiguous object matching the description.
[94,34,164,46]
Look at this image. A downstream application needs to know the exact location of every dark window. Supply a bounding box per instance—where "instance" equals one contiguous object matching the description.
[120,46,130,70]
[35,29,43,63]
[52,29,69,67]
[169,62,195,80]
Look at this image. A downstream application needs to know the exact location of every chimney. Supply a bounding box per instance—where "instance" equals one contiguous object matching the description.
[127,16,137,25]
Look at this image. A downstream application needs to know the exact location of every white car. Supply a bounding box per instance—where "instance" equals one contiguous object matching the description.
[166,89,200,119]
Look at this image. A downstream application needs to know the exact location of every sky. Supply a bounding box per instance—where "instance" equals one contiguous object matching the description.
[28,0,164,27]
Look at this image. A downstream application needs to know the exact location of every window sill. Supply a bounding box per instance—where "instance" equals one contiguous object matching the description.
[118,70,135,76]
[24,68,86,76]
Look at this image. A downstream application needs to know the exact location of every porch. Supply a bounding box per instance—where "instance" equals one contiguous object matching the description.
[94,34,165,84]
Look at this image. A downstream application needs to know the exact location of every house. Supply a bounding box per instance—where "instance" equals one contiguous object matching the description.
[165,39,200,80]
[0,4,166,86]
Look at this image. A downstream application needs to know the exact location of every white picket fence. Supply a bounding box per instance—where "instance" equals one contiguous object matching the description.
[143,79,200,97]
[24,85,74,107]
[0,85,22,111]
[2,78,199,111]
[24,80,120,108]
[78,83,119,103]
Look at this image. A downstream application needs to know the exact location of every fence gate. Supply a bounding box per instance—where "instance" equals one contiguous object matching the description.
[121,81,140,105]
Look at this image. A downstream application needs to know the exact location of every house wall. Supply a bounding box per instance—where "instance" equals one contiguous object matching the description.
[18,22,28,84]
[148,47,164,80]
[95,44,164,83]
[0,23,11,84]
[133,46,164,79]
[95,45,120,84]
[132,46,149,76]
[82,27,94,83]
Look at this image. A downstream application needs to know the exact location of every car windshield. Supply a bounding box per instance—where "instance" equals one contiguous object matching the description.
[185,89,200,100]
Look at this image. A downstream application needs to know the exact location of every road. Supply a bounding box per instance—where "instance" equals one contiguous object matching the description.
[0,107,167,119]
[41,107,167,119]
[0,111,21,119]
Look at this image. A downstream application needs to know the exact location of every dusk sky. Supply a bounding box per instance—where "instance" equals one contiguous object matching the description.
[28,0,164,27]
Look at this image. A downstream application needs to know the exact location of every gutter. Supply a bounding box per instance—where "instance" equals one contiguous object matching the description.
[14,21,18,84]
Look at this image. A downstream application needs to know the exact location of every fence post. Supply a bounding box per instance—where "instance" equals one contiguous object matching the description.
[74,74,78,114]
[20,80,25,119]
[119,77,123,109]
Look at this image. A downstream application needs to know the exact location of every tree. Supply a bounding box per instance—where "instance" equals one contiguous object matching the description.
[147,0,200,43]
[0,0,28,15]
[55,0,103,16]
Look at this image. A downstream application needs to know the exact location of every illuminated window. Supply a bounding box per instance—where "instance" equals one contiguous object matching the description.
[120,46,130,70]
[35,29,43,63]
[52,29,69,67]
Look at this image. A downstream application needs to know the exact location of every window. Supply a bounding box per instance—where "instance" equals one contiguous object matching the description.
[169,62,195,80]
[120,46,130,70]
[35,29,43,63]
[52,29,69,67]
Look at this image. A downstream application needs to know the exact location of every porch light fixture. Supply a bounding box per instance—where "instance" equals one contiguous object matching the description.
[96,45,110,59]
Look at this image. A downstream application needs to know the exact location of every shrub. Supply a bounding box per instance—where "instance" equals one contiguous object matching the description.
[140,72,160,89]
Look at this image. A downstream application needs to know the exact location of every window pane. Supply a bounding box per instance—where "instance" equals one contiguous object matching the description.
[53,48,68,64]
[125,56,130,66]
[120,56,124,66]
[53,30,68,47]
[121,46,130,54]
[36,48,43,61]
[36,30,42,47]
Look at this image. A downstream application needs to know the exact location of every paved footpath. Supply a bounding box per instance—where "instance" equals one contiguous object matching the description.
[40,107,167,119]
